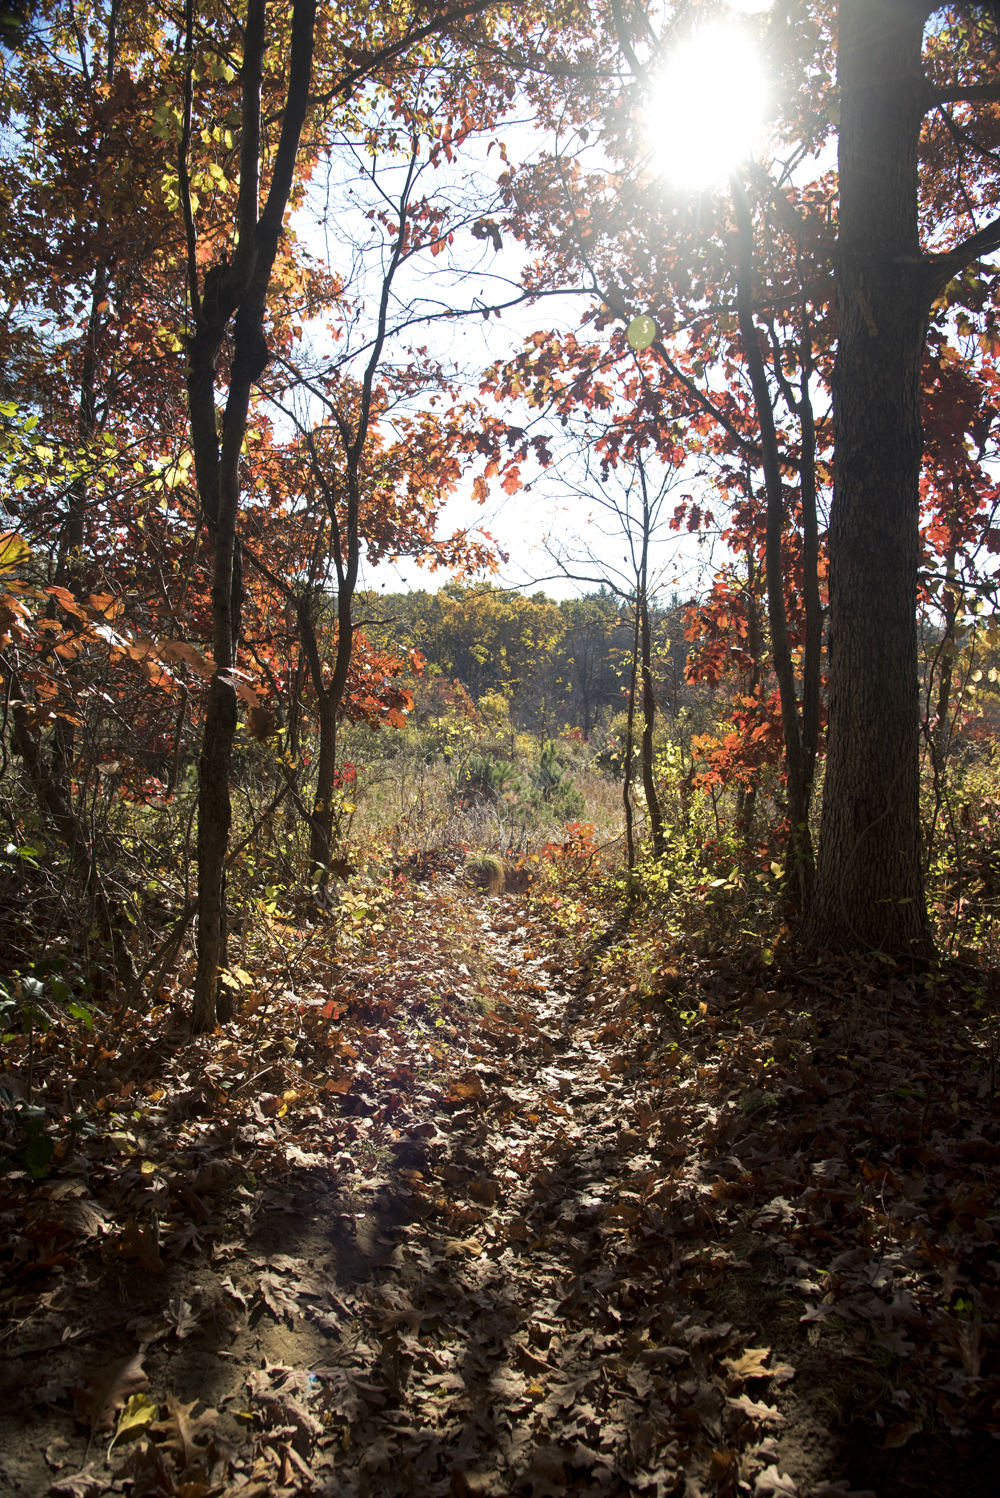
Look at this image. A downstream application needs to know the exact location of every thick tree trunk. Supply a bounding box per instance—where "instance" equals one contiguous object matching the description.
[802,0,935,958]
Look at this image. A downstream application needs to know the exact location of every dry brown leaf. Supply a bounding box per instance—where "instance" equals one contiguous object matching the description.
[519,1443,567,1498]
[468,1177,498,1206]
[116,1216,164,1274]
[69,1352,150,1432]
[149,1392,219,1467]
[444,1236,483,1258]
[882,1419,922,1450]
[257,1272,300,1319]
[118,1437,178,1495]
[48,1465,105,1498]
[727,1393,785,1424]
[754,1465,798,1497]
[514,1342,553,1376]
[164,1295,202,1339]
[443,1071,488,1107]
[44,1438,72,1470]
[708,1449,739,1482]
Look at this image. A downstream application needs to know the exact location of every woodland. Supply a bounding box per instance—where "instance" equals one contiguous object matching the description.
[2,2,1000,1496]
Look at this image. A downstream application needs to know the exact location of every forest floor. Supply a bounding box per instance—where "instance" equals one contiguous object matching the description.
[1,857,999,1498]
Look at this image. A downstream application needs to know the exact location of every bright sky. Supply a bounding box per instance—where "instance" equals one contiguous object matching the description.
[291,1,802,606]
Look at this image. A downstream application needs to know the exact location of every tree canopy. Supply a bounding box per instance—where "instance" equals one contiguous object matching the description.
[2,1,1000,1004]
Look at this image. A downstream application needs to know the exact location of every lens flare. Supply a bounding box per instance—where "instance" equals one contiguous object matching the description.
[647,24,767,188]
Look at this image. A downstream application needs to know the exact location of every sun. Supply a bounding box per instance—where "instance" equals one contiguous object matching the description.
[647,23,768,189]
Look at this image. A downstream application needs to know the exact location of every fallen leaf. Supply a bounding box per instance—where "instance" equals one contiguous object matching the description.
[149,1392,219,1467]
[164,1295,202,1339]
[116,1217,164,1274]
[722,1346,771,1383]
[754,1465,798,1497]
[48,1466,105,1498]
[220,1273,249,1309]
[44,1438,72,1470]
[728,1393,785,1424]
[519,1443,567,1497]
[69,1353,150,1432]
[110,1391,158,1449]
[882,1419,922,1450]
[256,1272,300,1319]
[444,1236,483,1258]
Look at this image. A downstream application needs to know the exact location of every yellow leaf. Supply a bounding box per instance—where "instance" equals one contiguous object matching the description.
[0,532,30,573]
[110,1392,158,1449]
[722,1347,772,1384]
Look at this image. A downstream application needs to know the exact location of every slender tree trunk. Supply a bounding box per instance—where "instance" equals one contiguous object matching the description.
[309,691,339,880]
[802,0,935,958]
[189,0,317,1029]
[739,539,764,846]
[731,176,814,901]
[639,594,665,857]
[622,600,640,870]
[798,299,823,788]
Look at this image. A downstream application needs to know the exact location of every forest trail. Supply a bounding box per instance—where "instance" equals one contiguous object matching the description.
[1,866,998,1498]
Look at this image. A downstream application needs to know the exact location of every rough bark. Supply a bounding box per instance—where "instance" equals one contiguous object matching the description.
[801,0,935,957]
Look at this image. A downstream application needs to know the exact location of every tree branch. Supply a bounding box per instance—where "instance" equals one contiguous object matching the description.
[926,212,1000,299]
[929,82,1000,107]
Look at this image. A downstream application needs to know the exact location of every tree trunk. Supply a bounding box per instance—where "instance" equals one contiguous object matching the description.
[802,0,934,958]
[189,0,317,1029]
[192,674,236,1028]
[622,600,640,870]
[731,176,813,901]
[639,594,665,857]
[309,690,339,880]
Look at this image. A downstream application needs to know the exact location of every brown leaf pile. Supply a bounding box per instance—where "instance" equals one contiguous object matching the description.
[1,863,998,1497]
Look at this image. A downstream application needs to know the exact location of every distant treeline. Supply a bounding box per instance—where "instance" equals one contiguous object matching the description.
[359,582,694,737]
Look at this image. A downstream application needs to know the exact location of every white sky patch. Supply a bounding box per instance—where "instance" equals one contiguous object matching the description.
[647,23,768,189]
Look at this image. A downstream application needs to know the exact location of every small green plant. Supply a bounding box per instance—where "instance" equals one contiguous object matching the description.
[0,1089,54,1179]
[530,739,585,823]
[0,962,98,1181]
[453,752,515,806]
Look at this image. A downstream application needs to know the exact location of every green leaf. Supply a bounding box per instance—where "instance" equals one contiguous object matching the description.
[23,1134,54,1179]
[626,315,657,351]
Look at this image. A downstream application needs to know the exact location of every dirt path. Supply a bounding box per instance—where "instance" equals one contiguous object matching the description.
[2,872,998,1497]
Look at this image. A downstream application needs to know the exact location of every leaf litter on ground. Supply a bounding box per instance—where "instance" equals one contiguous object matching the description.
[0,854,998,1496]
